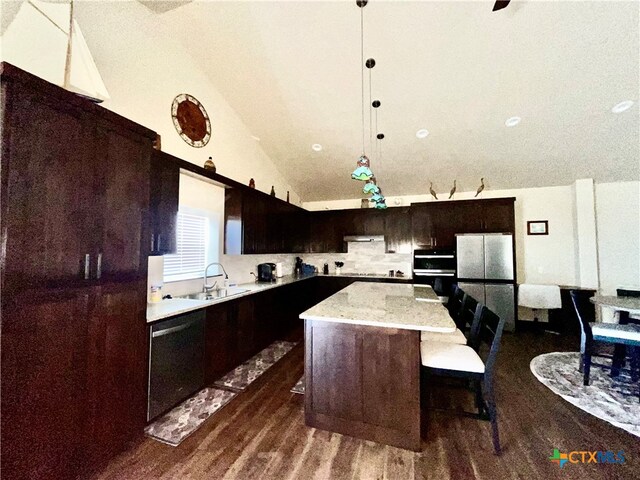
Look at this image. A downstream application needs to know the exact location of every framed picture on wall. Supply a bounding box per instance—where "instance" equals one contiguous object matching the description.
[527,220,549,235]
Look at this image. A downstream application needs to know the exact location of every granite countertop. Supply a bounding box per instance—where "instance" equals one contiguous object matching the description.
[299,281,456,332]
[146,272,408,323]
[591,295,640,313]
[147,273,316,323]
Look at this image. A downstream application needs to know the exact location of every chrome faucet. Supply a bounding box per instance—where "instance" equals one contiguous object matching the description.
[203,262,229,293]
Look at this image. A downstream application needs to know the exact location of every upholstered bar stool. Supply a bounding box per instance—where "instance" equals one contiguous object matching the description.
[518,284,562,333]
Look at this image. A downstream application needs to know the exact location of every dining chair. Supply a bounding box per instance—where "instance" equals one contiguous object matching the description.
[420,304,506,454]
[420,293,478,346]
[570,291,640,395]
[445,284,465,319]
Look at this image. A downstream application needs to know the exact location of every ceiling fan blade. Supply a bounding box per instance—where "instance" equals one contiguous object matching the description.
[492,0,511,11]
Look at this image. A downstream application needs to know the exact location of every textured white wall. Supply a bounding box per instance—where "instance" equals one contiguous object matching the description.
[595,181,640,295]
[1,0,301,205]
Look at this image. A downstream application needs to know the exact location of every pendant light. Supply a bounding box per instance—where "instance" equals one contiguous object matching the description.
[351,0,373,182]
[371,98,387,209]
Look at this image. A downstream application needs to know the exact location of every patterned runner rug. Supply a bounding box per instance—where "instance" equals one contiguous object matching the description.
[530,352,640,437]
[291,375,305,394]
[145,387,237,447]
[214,340,297,392]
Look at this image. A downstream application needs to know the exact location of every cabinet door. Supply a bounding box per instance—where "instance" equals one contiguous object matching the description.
[362,209,386,235]
[3,88,97,288]
[224,188,244,255]
[384,207,412,253]
[283,204,308,253]
[86,281,147,465]
[242,189,267,254]
[94,124,152,279]
[1,288,90,480]
[235,296,257,362]
[481,199,515,233]
[150,151,179,254]
[411,205,436,249]
[205,303,233,383]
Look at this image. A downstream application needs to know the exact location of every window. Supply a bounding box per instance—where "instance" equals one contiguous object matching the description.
[163,212,208,280]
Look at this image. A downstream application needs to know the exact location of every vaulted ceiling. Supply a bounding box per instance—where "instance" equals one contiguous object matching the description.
[142,2,639,200]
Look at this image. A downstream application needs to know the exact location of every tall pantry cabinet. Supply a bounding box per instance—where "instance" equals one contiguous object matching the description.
[1,63,154,479]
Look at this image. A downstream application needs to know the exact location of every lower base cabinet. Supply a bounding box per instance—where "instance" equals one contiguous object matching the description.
[86,281,148,467]
[1,288,90,480]
[1,280,148,480]
[202,277,411,385]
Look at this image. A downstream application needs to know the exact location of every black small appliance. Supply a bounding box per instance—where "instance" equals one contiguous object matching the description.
[258,263,276,282]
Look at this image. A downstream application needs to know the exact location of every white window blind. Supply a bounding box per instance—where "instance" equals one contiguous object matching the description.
[163,212,208,278]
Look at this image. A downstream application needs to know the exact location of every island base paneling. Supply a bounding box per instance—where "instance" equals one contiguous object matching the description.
[304,320,421,451]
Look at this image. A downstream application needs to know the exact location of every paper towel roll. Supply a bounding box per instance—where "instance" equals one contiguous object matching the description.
[275,262,283,278]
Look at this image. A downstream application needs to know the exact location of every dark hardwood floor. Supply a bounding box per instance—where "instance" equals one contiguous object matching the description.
[92,332,639,480]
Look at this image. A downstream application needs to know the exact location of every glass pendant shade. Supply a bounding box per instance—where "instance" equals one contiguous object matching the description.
[370,192,385,203]
[363,182,380,195]
[352,166,373,181]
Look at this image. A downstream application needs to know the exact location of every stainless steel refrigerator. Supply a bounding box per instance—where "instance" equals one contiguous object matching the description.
[456,233,516,332]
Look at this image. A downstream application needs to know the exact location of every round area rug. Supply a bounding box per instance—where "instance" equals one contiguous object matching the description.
[530,352,640,437]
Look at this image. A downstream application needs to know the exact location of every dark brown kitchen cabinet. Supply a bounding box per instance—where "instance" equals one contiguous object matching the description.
[480,198,515,233]
[1,63,155,289]
[204,302,234,383]
[1,63,153,479]
[411,198,515,250]
[411,204,437,249]
[384,207,412,253]
[1,282,148,480]
[150,150,180,254]
[224,186,310,254]
[94,121,152,279]
[2,80,98,289]
[85,280,148,468]
[1,288,90,480]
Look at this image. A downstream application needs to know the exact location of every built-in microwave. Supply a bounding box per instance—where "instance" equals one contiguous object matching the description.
[412,249,456,296]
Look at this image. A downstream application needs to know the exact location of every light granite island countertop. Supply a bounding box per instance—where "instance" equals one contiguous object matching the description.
[299,281,456,333]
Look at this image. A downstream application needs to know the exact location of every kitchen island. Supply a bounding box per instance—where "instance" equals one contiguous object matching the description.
[299,282,456,451]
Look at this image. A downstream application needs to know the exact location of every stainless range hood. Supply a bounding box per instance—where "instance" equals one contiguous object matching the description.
[344,235,385,243]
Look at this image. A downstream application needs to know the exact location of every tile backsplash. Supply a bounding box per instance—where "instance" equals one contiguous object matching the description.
[149,241,411,299]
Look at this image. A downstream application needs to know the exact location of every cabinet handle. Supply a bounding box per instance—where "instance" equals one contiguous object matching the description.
[151,233,155,251]
[96,253,102,280]
[157,234,162,251]
[84,254,90,280]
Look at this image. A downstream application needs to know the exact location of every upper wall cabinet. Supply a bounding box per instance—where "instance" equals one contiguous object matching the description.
[224,187,309,254]
[411,198,515,250]
[150,151,180,255]
[1,63,155,290]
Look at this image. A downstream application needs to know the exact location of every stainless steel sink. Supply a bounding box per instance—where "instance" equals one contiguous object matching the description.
[178,288,249,301]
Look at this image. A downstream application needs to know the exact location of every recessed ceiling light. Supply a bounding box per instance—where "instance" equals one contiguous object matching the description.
[611,100,634,113]
[251,135,261,141]
[416,129,429,139]
[312,144,322,152]
[505,116,521,127]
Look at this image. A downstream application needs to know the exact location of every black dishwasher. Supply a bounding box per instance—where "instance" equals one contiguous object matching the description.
[148,310,205,421]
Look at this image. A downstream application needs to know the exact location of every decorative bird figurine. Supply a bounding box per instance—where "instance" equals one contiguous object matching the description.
[449,180,457,199]
[475,178,485,197]
[429,182,438,200]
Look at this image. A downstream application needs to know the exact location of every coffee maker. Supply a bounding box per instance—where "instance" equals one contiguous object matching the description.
[257,263,276,282]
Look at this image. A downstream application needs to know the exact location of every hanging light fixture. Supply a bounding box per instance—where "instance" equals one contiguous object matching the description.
[371,131,387,210]
[371,98,387,209]
[351,0,373,182]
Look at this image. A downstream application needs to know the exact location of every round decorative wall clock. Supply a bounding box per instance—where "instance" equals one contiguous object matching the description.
[171,93,211,147]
